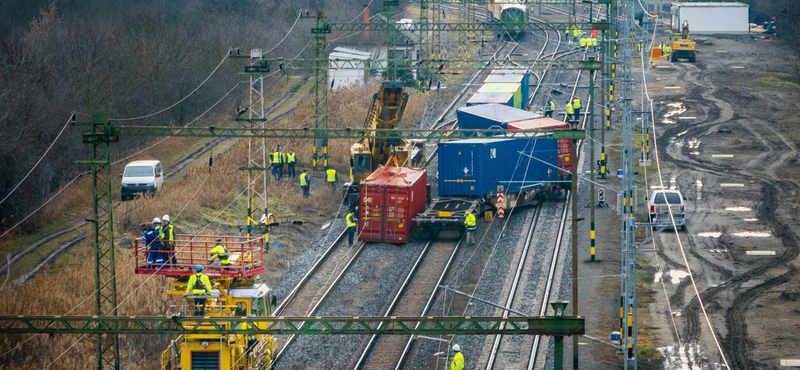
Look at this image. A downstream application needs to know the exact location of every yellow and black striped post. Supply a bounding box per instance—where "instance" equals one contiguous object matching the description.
[627,305,634,359]
[600,148,607,178]
[590,221,596,262]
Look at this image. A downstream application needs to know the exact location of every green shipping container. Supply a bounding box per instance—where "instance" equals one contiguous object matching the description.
[477,82,523,109]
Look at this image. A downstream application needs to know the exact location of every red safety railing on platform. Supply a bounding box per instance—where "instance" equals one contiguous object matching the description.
[134,234,265,278]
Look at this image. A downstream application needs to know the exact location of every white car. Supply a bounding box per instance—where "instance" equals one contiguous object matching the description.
[648,189,686,230]
[120,160,164,201]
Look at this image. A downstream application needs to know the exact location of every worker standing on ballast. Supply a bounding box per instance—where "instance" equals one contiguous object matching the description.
[464,211,477,245]
[450,343,465,370]
[286,149,297,177]
[346,211,357,246]
[270,148,283,180]
[300,169,311,198]
[326,167,337,187]
[545,100,555,118]
[185,265,212,316]
[573,97,582,120]
[209,239,230,267]
[565,101,575,122]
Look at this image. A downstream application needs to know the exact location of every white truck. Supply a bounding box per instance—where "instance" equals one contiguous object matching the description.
[648,189,686,231]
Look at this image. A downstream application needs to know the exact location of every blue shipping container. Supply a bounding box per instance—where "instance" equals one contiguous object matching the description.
[466,92,514,107]
[438,137,559,198]
[457,104,541,133]
[492,69,530,107]
[484,74,529,107]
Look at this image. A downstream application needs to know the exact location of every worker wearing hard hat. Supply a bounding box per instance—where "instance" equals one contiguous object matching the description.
[209,239,230,267]
[144,221,163,267]
[464,211,477,245]
[186,265,212,316]
[162,215,177,265]
[450,343,465,370]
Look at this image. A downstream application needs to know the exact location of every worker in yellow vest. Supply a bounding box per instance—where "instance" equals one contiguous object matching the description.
[566,101,575,122]
[162,215,177,265]
[590,37,598,52]
[326,167,337,187]
[300,170,311,198]
[270,149,283,180]
[241,315,258,356]
[573,97,582,119]
[579,37,588,49]
[572,26,580,42]
[450,343,465,370]
[209,239,230,267]
[286,149,297,177]
[464,212,477,245]
[545,100,555,118]
[185,265,212,316]
[346,211,357,246]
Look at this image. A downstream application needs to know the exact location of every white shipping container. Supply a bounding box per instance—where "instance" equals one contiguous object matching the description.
[671,2,749,34]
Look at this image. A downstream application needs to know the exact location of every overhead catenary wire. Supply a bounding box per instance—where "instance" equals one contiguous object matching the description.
[0,113,74,207]
[638,18,730,368]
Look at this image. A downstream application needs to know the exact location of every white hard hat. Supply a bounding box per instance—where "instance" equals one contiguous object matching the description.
[162,215,170,222]
[153,217,161,224]
[452,344,460,352]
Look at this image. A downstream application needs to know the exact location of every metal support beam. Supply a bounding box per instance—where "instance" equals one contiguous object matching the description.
[0,315,585,336]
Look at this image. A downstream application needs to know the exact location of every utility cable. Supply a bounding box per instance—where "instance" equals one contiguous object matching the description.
[112,53,229,121]
[0,114,73,207]
[263,12,303,56]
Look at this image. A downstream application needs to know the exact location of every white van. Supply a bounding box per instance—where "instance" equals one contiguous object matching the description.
[121,160,164,201]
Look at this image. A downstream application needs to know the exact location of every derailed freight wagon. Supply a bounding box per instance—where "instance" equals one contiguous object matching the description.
[359,165,427,244]
[507,117,573,180]
[456,103,542,133]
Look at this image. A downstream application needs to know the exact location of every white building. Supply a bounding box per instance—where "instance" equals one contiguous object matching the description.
[670,2,749,34]
[328,47,373,91]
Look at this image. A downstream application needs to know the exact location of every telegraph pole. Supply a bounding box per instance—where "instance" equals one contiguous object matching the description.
[303,12,331,171]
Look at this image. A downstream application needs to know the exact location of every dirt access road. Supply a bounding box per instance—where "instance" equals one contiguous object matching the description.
[644,32,800,369]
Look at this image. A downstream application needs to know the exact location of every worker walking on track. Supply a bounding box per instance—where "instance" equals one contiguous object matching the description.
[162,215,177,265]
[186,265,212,316]
[346,211,357,246]
[450,343,465,370]
[464,211,477,245]
[326,167,337,187]
[286,149,297,177]
[300,170,311,197]
[565,101,575,122]
[209,239,230,267]
[573,97,582,120]
[545,100,555,118]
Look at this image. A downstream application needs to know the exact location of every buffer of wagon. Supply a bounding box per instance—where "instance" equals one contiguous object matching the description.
[133,234,265,278]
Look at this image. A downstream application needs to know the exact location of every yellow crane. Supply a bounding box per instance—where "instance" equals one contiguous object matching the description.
[671,20,697,63]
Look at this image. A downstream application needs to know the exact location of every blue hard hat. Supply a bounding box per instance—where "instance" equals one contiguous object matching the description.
[195,265,203,272]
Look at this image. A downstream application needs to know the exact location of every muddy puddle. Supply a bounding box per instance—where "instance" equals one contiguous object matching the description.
[662,102,686,124]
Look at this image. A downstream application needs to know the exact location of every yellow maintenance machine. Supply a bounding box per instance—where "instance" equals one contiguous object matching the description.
[135,235,277,370]
[671,20,697,63]
[345,81,424,208]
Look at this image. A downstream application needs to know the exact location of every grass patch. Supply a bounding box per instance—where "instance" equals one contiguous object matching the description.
[755,73,800,90]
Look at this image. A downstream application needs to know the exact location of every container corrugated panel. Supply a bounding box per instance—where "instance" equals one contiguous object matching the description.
[484,74,527,104]
[508,118,573,177]
[359,166,428,244]
[466,92,514,107]
[438,137,559,198]
[477,82,522,109]
[492,69,530,105]
[456,104,541,132]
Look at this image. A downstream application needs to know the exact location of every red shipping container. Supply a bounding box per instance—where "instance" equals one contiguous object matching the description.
[359,165,428,244]
[507,118,573,178]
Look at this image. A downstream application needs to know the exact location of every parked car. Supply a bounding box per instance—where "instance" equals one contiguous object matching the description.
[648,189,686,230]
[121,160,164,201]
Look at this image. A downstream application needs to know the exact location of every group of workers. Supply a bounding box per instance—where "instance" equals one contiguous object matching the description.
[542,97,582,122]
[658,42,673,55]
[270,146,297,180]
[143,215,176,267]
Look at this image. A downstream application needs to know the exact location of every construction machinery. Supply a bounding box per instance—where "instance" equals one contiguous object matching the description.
[671,20,697,63]
[345,81,424,209]
[134,235,277,370]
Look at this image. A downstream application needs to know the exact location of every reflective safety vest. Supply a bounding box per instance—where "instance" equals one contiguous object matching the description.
[573,98,582,110]
[464,213,476,228]
[346,213,357,228]
[326,168,337,183]
[241,321,257,341]
[210,244,230,265]
[163,224,174,242]
[590,38,597,47]
[572,27,581,37]
[300,173,309,187]
[155,224,163,238]
[271,152,282,164]
[450,351,465,370]
[547,101,555,111]
[579,38,588,47]
[286,152,296,163]
[186,273,212,294]
[566,102,574,115]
